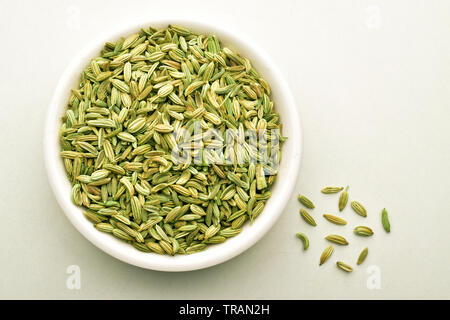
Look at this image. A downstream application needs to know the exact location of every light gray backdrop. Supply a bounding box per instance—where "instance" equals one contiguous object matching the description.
[0,0,449,299]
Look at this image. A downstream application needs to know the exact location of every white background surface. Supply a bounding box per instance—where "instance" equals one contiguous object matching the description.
[1,0,449,299]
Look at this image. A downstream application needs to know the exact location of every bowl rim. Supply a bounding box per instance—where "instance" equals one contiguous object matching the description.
[44,17,302,271]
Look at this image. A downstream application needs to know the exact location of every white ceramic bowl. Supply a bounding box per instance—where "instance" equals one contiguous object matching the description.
[44,18,302,271]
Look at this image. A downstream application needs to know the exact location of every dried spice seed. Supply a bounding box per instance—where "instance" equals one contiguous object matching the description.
[321,187,344,194]
[338,186,349,211]
[300,209,317,226]
[112,229,133,241]
[354,226,374,237]
[325,234,349,245]
[351,201,367,217]
[298,195,315,209]
[357,247,368,265]
[382,208,391,232]
[323,214,347,225]
[295,232,309,250]
[59,25,285,255]
[319,245,334,265]
[336,261,353,272]
[95,223,114,233]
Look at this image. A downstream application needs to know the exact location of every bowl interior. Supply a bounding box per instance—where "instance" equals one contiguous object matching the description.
[44,19,302,271]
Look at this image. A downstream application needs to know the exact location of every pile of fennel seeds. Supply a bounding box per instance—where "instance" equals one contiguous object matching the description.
[296,187,391,273]
[59,25,285,255]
